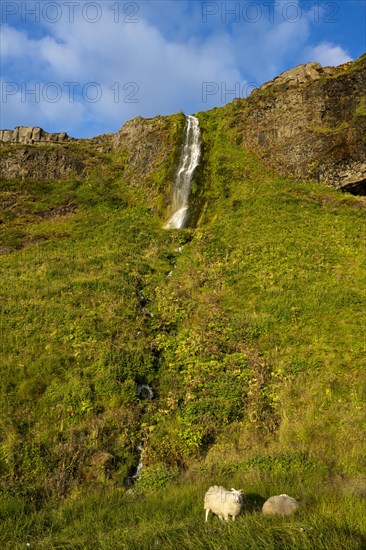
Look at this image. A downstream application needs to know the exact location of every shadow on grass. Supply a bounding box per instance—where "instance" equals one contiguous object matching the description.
[242,493,266,513]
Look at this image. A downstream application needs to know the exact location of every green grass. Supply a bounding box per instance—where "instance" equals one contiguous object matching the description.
[330,52,366,78]
[1,464,365,549]
[353,98,366,121]
[0,100,365,546]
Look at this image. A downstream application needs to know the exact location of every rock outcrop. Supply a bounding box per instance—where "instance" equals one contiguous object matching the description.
[0,128,104,181]
[111,114,185,187]
[0,115,182,187]
[236,54,366,194]
[0,147,86,180]
[0,126,69,144]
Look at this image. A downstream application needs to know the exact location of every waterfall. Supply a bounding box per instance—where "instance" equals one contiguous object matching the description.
[129,384,154,481]
[165,115,201,229]
[130,444,144,479]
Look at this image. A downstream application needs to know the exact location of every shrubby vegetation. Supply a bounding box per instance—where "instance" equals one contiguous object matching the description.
[0,104,365,547]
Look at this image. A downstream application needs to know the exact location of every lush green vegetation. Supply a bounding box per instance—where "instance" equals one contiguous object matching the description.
[1,462,365,549]
[353,97,366,121]
[0,102,365,547]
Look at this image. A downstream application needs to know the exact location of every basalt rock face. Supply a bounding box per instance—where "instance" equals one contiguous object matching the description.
[111,114,184,186]
[112,115,170,174]
[0,146,87,181]
[0,129,115,181]
[0,116,182,187]
[0,126,70,144]
[0,126,88,181]
[236,55,366,194]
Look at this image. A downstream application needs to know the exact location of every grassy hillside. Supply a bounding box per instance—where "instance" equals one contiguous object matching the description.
[0,103,365,548]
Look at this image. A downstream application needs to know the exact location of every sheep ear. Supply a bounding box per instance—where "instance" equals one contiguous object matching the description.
[230,488,236,491]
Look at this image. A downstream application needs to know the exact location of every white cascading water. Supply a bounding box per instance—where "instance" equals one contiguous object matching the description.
[165,115,201,229]
[131,443,144,479]
[129,384,154,481]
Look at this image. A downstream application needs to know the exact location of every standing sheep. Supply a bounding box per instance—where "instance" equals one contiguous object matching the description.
[262,494,299,515]
[204,485,243,522]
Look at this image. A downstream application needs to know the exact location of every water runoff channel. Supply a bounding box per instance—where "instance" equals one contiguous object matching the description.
[130,115,201,481]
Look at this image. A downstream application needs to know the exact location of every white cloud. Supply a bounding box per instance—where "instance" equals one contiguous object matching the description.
[0,0,358,136]
[39,36,83,78]
[304,43,352,66]
[0,78,87,134]
[1,14,243,135]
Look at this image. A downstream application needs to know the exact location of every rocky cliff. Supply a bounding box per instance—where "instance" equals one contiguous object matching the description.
[1,55,365,193]
[0,147,88,181]
[237,55,366,194]
[111,114,185,188]
[0,127,114,181]
[0,126,70,144]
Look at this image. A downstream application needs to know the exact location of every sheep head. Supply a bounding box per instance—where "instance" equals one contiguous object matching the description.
[230,489,243,503]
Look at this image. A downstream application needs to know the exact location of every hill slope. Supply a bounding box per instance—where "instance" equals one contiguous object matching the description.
[0,57,365,548]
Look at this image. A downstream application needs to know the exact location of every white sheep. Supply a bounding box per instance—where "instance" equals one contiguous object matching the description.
[204,485,243,522]
[262,494,299,515]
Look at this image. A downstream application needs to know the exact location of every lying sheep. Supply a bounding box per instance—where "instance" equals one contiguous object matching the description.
[204,485,243,521]
[262,494,299,515]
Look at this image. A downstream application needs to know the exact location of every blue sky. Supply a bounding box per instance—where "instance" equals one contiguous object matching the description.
[1,0,365,137]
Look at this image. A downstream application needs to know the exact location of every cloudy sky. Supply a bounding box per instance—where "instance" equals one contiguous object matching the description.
[1,0,365,137]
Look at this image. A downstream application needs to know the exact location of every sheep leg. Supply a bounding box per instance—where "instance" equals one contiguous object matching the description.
[205,508,210,522]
